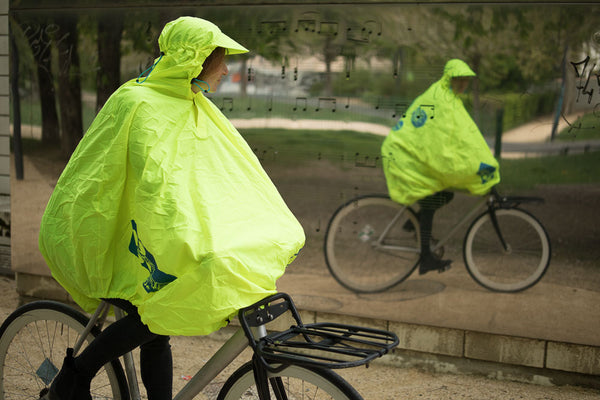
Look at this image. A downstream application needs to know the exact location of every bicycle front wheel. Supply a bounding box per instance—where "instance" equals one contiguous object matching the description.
[464,208,551,293]
[217,361,363,400]
[0,301,128,400]
[324,195,420,293]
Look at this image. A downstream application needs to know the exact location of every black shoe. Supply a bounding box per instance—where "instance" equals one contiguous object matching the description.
[40,348,92,400]
[419,254,452,275]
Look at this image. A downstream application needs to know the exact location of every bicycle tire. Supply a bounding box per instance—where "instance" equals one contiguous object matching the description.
[0,301,129,400]
[324,195,420,293]
[217,361,363,400]
[463,207,551,293]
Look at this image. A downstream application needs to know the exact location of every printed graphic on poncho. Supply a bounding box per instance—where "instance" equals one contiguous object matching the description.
[129,220,177,293]
[477,162,497,184]
[411,107,428,128]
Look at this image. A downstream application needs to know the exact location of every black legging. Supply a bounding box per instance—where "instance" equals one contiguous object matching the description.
[417,191,454,256]
[74,299,172,400]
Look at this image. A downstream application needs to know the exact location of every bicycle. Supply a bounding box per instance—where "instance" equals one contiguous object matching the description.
[0,292,398,400]
[324,187,551,294]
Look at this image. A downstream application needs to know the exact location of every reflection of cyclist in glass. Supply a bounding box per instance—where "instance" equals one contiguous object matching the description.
[382,59,500,275]
[38,17,304,400]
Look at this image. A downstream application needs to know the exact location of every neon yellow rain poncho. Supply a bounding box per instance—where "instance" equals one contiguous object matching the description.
[382,59,500,205]
[39,17,305,336]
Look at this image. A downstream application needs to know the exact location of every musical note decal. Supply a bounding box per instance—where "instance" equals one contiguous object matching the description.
[345,57,353,80]
[293,97,308,111]
[346,19,382,43]
[363,20,382,37]
[318,21,339,36]
[421,104,435,119]
[393,52,401,79]
[259,20,287,35]
[392,103,408,119]
[220,98,233,112]
[316,97,337,112]
[296,18,317,33]
[354,153,380,168]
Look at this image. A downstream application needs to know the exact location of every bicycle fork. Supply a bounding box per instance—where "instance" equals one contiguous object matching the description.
[488,207,510,253]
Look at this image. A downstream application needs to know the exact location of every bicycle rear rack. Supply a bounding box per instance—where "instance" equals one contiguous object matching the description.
[239,293,399,371]
[490,187,544,209]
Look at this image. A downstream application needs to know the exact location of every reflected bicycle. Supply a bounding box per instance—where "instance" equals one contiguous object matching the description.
[324,187,551,293]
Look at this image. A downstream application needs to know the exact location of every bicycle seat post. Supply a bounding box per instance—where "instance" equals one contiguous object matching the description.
[253,324,268,340]
[250,323,271,400]
[72,301,111,356]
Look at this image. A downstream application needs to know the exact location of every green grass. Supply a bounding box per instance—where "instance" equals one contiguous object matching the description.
[556,112,600,141]
[498,151,600,190]
[241,129,600,190]
[239,128,385,168]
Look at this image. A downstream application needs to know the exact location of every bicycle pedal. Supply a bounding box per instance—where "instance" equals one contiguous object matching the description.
[438,264,452,273]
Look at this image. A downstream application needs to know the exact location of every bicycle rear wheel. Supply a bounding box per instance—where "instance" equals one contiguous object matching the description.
[464,208,551,292]
[217,361,363,400]
[324,195,420,293]
[0,301,128,400]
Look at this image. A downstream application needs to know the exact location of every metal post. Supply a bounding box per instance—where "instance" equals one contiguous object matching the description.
[494,108,504,160]
[9,28,24,180]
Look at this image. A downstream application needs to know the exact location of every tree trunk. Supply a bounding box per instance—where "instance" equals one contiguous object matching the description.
[551,43,570,141]
[323,37,336,96]
[23,21,60,146]
[55,15,83,158]
[96,13,123,112]
[240,56,248,97]
[470,52,482,126]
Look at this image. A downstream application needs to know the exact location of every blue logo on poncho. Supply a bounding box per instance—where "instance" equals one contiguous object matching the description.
[129,220,177,293]
[477,163,496,184]
[411,107,428,128]
[392,120,404,131]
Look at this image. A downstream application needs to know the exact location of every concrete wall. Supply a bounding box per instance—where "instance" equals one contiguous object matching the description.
[0,0,10,272]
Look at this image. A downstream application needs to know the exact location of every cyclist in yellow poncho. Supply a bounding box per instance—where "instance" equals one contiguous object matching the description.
[382,59,500,275]
[38,17,305,400]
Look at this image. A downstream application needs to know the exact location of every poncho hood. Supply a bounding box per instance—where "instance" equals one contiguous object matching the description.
[438,58,477,91]
[381,59,499,205]
[141,17,248,92]
[39,18,304,337]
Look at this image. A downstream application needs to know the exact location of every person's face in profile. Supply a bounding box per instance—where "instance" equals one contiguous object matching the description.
[451,77,471,94]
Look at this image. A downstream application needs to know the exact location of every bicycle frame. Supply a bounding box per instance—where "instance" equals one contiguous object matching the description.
[373,196,488,253]
[430,197,488,252]
[69,294,397,400]
[74,301,261,400]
